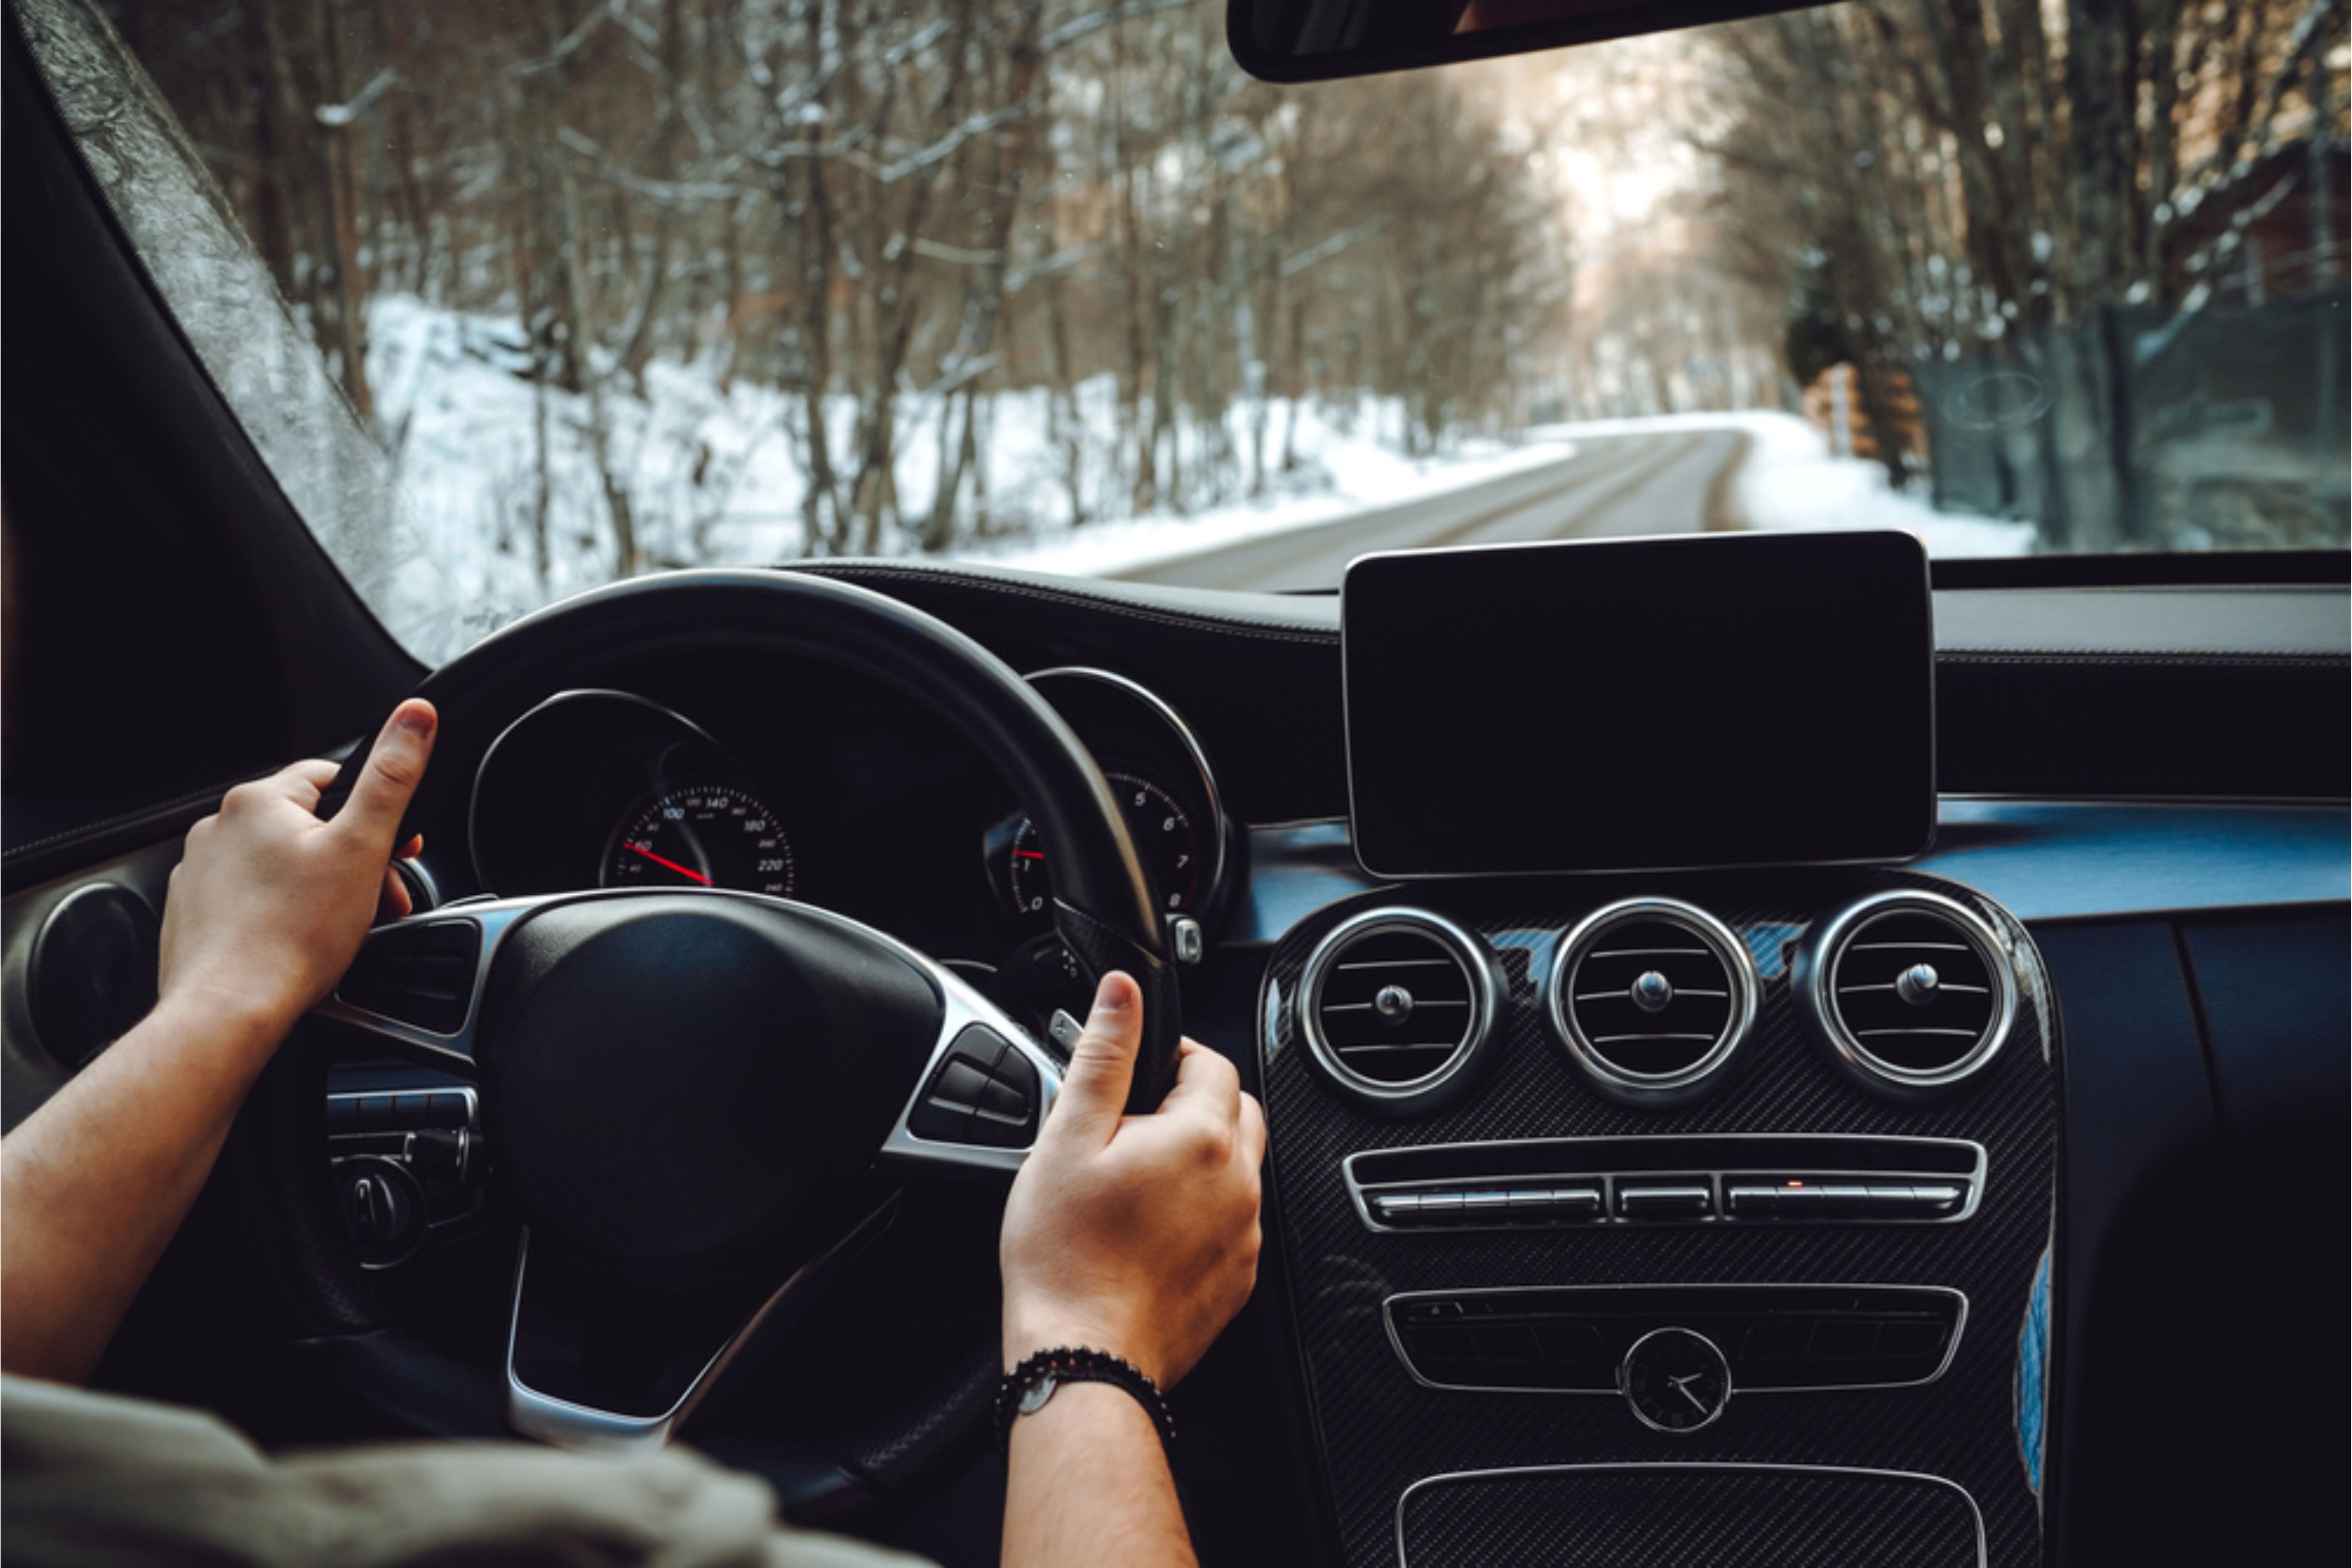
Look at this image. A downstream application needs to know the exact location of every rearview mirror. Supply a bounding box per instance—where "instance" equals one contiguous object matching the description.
[1229,0,1834,81]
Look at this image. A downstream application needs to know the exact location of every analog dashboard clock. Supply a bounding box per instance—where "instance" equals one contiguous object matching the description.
[1618,1326,1733,1435]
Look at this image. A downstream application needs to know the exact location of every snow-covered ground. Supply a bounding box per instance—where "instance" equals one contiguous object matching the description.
[965,436,1582,578]
[366,294,1581,646]
[363,296,2029,657]
[1523,412,2037,557]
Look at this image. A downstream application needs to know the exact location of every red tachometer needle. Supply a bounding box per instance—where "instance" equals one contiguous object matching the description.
[626,843,712,885]
[1014,849,1044,860]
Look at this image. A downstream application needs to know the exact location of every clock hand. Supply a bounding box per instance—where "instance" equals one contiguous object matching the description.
[1669,1375,1713,1414]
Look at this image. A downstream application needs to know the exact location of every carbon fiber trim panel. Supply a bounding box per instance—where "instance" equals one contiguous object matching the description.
[1398,1464,1984,1567]
[1259,867,2057,1568]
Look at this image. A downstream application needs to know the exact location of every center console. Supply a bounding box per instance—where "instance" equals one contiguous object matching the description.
[1268,534,2058,1566]
[1259,871,2057,1567]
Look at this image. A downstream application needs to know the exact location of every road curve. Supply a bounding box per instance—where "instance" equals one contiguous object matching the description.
[1115,428,1748,593]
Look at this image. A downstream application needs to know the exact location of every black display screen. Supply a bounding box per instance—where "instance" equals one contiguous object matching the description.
[1343,532,1936,876]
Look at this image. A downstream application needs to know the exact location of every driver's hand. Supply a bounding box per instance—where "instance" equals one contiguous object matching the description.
[157,700,436,1051]
[998,971,1265,1390]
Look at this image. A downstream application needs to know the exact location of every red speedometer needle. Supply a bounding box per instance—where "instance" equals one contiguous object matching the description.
[1014,850,1044,860]
[626,843,712,885]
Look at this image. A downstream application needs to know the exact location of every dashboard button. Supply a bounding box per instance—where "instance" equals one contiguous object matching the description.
[1547,1187,1605,1219]
[1909,1183,1966,1216]
[1372,1194,1424,1224]
[1617,1183,1713,1220]
[1725,1184,1779,1216]
[1817,1183,1872,1216]
[1416,1191,1465,1218]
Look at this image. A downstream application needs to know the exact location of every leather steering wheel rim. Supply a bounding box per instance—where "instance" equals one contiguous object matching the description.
[229,568,1181,1508]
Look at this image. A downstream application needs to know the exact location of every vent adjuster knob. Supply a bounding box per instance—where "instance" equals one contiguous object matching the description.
[1630,970,1674,1014]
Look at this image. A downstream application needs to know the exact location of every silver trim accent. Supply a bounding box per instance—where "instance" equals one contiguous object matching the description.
[1381,1282,1970,1397]
[1393,1463,1988,1568]
[1171,915,1205,965]
[503,1202,894,1453]
[1618,1325,1731,1435]
[24,881,160,1066]
[1024,666,1233,926]
[327,1085,482,1132]
[876,960,1064,1178]
[314,905,538,1071]
[315,887,1061,1176]
[1546,898,1760,1107]
[1796,890,2021,1101]
[1341,1133,1988,1234]
[1298,907,1498,1102]
[328,1154,431,1270]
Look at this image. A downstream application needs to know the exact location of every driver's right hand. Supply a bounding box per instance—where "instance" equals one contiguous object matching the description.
[997,972,1266,1390]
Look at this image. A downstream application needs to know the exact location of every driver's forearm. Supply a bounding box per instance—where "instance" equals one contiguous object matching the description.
[1001,1380,1197,1566]
[0,994,279,1384]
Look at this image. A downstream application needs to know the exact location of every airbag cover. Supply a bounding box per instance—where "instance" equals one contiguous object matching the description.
[479,895,941,1280]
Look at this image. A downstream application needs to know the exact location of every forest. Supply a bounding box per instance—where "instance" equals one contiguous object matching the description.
[111,0,1566,578]
[107,0,2348,580]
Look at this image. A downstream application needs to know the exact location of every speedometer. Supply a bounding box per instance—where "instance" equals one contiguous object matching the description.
[604,785,795,898]
[1003,772,1202,916]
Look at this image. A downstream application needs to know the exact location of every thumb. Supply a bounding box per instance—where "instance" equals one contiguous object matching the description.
[1047,970,1143,1147]
[337,700,437,850]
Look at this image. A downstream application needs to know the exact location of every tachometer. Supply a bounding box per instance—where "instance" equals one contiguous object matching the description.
[604,785,795,898]
[1002,772,1201,916]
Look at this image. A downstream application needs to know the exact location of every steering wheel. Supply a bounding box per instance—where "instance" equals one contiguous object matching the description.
[227,569,1183,1513]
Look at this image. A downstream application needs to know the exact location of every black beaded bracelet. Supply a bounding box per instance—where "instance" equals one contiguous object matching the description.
[995,1346,1177,1452]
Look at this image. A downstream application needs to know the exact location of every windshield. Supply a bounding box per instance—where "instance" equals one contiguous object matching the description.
[41,0,2352,661]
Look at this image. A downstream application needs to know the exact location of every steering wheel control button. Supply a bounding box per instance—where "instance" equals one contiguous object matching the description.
[336,1155,427,1269]
[1619,1327,1732,1435]
[334,920,482,1035]
[909,1025,1040,1150]
[1616,1182,1715,1220]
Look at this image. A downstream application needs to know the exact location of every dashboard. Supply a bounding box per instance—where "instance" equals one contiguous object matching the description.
[452,662,1238,970]
[1,557,2346,1568]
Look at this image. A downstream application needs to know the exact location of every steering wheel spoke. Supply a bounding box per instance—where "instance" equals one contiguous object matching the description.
[504,1202,897,1454]
[312,900,549,1073]
[279,572,1173,1496]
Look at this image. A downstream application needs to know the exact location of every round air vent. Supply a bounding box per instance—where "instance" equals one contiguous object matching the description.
[1546,898,1759,1107]
[1794,890,2018,1102]
[1299,908,1499,1115]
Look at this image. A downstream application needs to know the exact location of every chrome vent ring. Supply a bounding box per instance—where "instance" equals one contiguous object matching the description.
[1299,908,1499,1113]
[1547,898,1759,1107]
[1796,890,2019,1102]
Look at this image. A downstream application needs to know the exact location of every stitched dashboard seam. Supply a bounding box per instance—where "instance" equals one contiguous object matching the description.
[1938,651,2347,668]
[2,772,265,867]
[789,563,1343,646]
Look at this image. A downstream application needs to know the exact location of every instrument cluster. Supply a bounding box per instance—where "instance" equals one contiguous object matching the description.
[461,669,1235,967]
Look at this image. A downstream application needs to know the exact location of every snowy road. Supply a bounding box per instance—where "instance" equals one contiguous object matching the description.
[1112,429,1748,591]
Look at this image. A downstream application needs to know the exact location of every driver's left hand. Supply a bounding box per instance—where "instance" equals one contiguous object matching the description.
[157,699,436,1054]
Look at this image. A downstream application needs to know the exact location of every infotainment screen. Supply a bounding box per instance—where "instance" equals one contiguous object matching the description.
[1343,531,1935,877]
